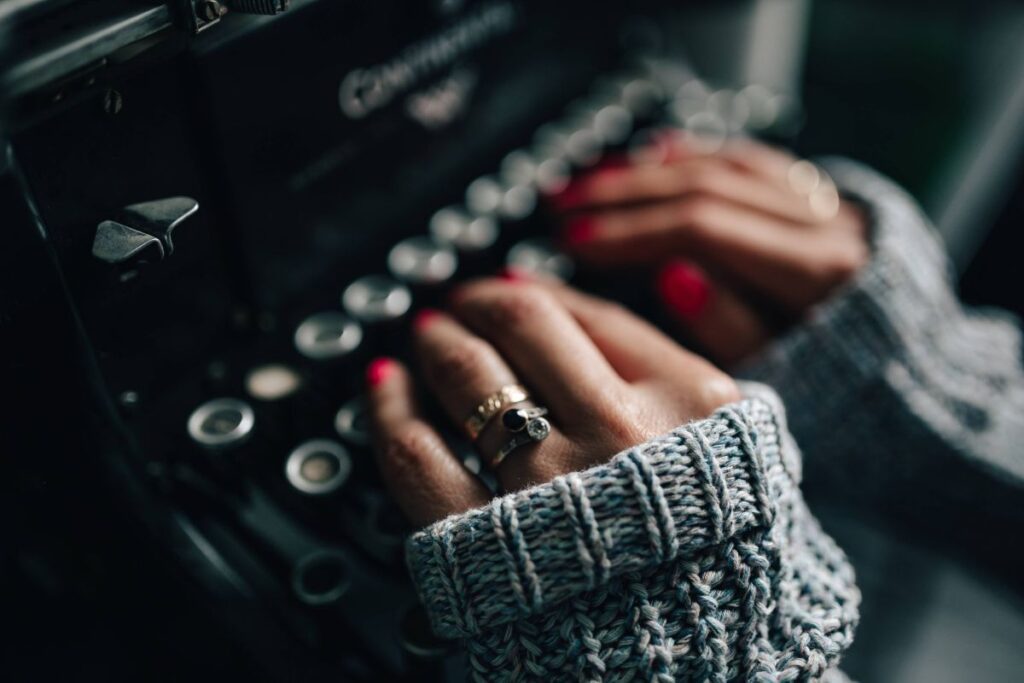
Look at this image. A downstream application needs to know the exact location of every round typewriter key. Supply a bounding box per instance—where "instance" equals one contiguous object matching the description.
[429,206,499,252]
[294,312,363,361]
[499,150,538,186]
[245,364,302,401]
[534,158,571,195]
[565,128,602,167]
[593,104,633,145]
[621,77,664,117]
[387,236,458,286]
[187,398,255,449]
[286,439,352,495]
[292,550,352,606]
[342,275,412,324]
[465,176,504,216]
[499,184,537,221]
[507,238,574,282]
[334,396,370,447]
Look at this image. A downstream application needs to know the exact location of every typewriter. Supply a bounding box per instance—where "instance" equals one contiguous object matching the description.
[1,1,798,679]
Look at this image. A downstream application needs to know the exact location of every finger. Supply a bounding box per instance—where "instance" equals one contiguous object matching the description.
[411,309,576,492]
[655,260,772,366]
[659,132,799,188]
[565,197,867,311]
[556,158,821,226]
[448,279,629,424]
[517,271,717,378]
[366,357,489,527]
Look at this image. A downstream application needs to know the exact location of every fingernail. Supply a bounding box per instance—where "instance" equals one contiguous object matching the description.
[562,218,597,249]
[366,357,396,387]
[412,308,442,331]
[498,266,530,282]
[657,260,711,321]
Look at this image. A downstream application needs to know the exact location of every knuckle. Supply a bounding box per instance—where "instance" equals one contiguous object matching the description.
[480,287,554,330]
[696,375,742,411]
[676,197,715,232]
[382,424,439,471]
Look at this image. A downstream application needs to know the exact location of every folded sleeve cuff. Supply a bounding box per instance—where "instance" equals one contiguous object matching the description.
[405,393,793,639]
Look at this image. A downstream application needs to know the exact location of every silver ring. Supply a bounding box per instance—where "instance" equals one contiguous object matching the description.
[490,407,551,468]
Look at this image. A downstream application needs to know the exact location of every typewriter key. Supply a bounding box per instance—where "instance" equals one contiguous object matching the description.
[245,364,302,401]
[291,550,352,606]
[429,206,499,252]
[293,312,363,361]
[499,184,537,222]
[564,128,602,167]
[342,275,412,325]
[465,175,504,216]
[387,236,458,286]
[499,150,537,186]
[534,157,571,196]
[334,396,370,447]
[593,104,633,145]
[286,439,352,495]
[187,398,255,449]
[507,238,574,282]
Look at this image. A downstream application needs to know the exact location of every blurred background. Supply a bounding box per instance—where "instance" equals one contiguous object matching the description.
[2,0,1023,681]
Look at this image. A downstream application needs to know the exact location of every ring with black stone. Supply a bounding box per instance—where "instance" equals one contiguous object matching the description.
[489,406,551,468]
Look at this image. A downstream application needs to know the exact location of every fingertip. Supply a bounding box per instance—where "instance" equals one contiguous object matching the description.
[366,356,398,388]
[657,260,712,322]
[412,308,443,332]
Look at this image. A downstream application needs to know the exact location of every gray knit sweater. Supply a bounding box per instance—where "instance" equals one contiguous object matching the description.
[404,160,1023,680]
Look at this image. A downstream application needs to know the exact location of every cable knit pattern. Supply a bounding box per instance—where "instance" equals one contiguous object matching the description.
[406,387,859,680]
[739,159,1024,523]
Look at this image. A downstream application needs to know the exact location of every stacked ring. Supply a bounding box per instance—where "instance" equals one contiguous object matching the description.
[490,407,551,468]
[464,384,529,439]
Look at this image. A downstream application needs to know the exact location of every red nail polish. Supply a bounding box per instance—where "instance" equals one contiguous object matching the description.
[412,308,442,331]
[366,357,395,387]
[563,218,597,248]
[498,266,530,282]
[657,261,711,321]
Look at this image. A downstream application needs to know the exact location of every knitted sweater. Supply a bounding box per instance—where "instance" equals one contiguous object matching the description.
[740,159,1024,553]
[404,160,1024,680]
[407,385,860,681]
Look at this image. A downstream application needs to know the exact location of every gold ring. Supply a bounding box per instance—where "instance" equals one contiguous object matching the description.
[464,384,528,439]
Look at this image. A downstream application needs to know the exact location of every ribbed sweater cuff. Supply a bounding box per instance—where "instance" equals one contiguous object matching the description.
[405,393,793,639]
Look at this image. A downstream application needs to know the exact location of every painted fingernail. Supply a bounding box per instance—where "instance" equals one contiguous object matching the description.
[562,218,597,249]
[412,308,442,331]
[498,266,530,282]
[657,260,711,321]
[366,357,396,387]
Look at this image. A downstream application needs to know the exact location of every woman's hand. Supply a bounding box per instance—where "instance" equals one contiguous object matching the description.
[365,277,740,528]
[552,133,869,364]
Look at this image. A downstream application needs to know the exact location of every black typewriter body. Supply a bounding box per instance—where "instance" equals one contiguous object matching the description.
[0,1,790,679]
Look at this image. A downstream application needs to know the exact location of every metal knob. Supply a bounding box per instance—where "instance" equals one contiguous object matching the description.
[285,439,352,495]
[293,312,363,361]
[342,275,412,324]
[187,398,255,449]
